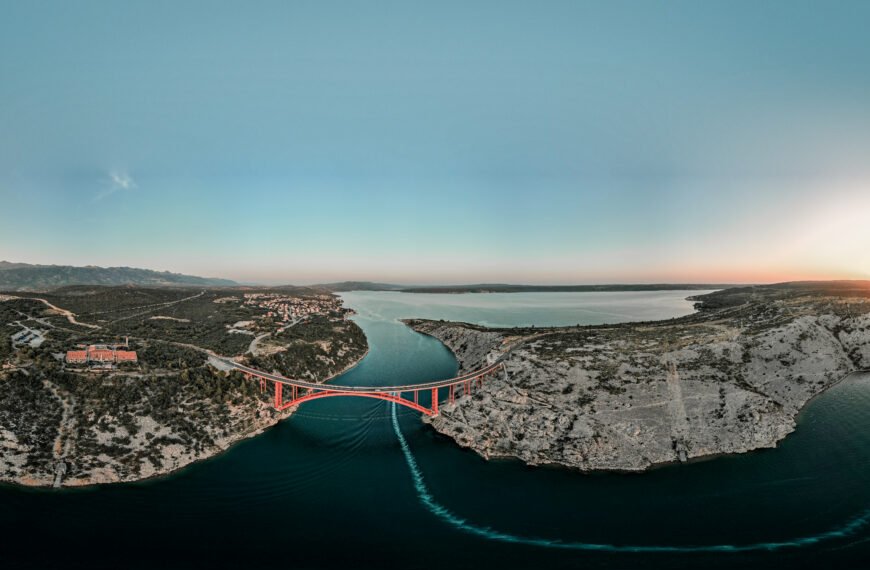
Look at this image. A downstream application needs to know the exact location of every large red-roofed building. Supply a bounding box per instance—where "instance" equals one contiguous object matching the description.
[66,345,138,365]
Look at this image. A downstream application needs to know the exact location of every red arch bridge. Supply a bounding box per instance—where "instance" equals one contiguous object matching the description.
[216,357,507,416]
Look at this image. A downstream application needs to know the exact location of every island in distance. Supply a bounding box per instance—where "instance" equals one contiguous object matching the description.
[0,263,868,485]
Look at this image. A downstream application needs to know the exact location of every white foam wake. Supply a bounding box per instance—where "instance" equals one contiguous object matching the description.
[390,402,869,553]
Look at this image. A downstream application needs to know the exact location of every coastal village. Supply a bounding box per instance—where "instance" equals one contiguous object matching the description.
[48,293,348,370]
[242,292,349,323]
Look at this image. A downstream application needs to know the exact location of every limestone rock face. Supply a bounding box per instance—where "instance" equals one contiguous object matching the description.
[405,320,504,372]
[409,295,870,472]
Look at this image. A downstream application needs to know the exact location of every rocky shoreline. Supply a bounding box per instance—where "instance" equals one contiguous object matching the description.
[0,345,372,489]
[65,344,372,488]
[407,285,870,472]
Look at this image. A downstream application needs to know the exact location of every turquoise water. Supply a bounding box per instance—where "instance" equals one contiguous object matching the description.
[340,290,715,327]
[2,291,870,569]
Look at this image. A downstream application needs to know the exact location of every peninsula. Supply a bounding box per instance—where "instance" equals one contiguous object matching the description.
[408,282,870,471]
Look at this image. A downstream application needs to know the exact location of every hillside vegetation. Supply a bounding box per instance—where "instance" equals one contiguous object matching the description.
[0,285,368,486]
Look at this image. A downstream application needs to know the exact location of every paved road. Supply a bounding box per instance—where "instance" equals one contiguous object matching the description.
[246,318,303,355]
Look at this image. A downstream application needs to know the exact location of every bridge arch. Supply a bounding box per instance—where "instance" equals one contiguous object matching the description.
[286,390,437,416]
[225,356,507,416]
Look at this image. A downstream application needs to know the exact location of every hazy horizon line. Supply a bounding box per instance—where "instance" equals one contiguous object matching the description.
[4,258,869,289]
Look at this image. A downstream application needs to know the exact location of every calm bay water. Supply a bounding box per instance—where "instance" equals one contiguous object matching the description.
[343,290,716,327]
[3,291,870,569]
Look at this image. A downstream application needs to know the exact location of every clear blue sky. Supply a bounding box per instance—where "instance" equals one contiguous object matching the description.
[1,1,869,284]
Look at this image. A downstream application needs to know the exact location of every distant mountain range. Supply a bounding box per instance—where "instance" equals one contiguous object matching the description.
[0,261,237,291]
[0,263,742,293]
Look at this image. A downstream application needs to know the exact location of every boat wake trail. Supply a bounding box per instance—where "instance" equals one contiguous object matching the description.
[390,403,870,553]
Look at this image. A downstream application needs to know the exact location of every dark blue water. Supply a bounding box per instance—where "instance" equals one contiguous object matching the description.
[3,293,870,569]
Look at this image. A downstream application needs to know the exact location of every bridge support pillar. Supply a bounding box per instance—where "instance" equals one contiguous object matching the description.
[431,388,438,416]
[274,382,283,410]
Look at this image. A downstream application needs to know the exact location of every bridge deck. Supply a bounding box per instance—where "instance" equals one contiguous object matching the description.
[220,356,506,393]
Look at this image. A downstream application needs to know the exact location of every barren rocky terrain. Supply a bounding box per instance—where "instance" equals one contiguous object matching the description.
[409,283,870,472]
